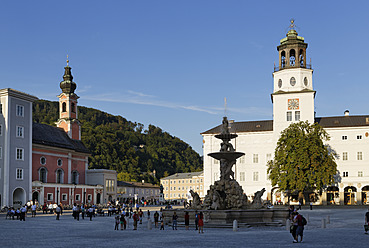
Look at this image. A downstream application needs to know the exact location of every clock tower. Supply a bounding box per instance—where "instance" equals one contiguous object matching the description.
[272,20,315,136]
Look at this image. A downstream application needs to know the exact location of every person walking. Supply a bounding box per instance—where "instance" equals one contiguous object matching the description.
[120,214,126,230]
[42,203,47,214]
[172,212,178,230]
[310,202,313,210]
[160,212,165,230]
[88,206,94,221]
[194,211,199,230]
[133,211,139,230]
[114,215,120,230]
[154,211,159,228]
[184,212,190,230]
[31,204,37,217]
[290,212,298,242]
[198,212,204,233]
[294,211,304,243]
[55,205,61,220]
[20,205,27,221]
[139,209,144,224]
[81,205,85,220]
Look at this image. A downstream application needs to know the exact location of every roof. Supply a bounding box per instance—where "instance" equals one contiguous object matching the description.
[0,88,38,102]
[201,115,369,134]
[33,123,90,154]
[117,181,159,189]
[86,169,117,174]
[161,171,203,180]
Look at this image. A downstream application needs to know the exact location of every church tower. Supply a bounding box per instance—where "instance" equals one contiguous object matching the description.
[272,20,315,136]
[56,58,81,140]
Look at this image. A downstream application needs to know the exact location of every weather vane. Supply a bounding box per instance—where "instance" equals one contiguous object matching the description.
[66,54,69,66]
[288,18,298,31]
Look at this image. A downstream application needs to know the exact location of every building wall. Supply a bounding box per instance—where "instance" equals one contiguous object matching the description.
[161,173,204,201]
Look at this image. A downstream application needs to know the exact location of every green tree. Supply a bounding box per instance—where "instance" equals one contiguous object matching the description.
[267,121,337,203]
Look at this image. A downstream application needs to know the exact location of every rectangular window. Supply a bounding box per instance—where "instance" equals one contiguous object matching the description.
[239,155,245,164]
[16,168,23,180]
[47,193,53,201]
[253,172,259,181]
[105,179,115,192]
[75,194,80,201]
[62,194,67,201]
[200,185,203,190]
[343,171,348,177]
[358,171,363,177]
[190,180,192,183]
[16,126,24,138]
[357,135,362,140]
[16,148,24,160]
[287,112,292,121]
[266,153,272,162]
[357,152,363,160]
[16,105,24,117]
[240,172,245,181]
[253,154,259,163]
[173,187,176,190]
[295,111,300,121]
[342,136,347,140]
[343,152,348,161]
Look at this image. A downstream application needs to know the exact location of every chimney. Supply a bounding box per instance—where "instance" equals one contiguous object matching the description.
[344,110,349,116]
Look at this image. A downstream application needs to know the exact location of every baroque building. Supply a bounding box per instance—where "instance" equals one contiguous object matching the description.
[202,23,369,205]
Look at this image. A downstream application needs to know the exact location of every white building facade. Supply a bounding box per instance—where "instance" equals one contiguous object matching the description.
[202,27,369,206]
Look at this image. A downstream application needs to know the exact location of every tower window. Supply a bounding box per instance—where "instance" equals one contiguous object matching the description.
[290,77,296,86]
[16,168,23,180]
[287,112,292,121]
[304,77,308,86]
[295,111,300,121]
[62,102,66,112]
[299,49,304,66]
[278,79,282,88]
[71,103,76,113]
[281,51,286,68]
[289,49,296,66]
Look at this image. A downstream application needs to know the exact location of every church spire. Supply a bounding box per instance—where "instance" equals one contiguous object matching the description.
[60,55,77,94]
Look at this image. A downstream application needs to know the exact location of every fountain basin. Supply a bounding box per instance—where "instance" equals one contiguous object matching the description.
[208,151,245,161]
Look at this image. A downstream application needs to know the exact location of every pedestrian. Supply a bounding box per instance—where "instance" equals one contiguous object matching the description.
[139,209,144,224]
[160,213,165,230]
[81,205,85,219]
[31,204,37,217]
[154,211,159,228]
[147,210,151,220]
[120,214,126,230]
[133,211,139,230]
[198,212,204,233]
[55,205,61,220]
[294,211,304,243]
[172,211,178,230]
[365,208,369,234]
[20,205,27,221]
[184,211,190,230]
[290,212,297,242]
[310,202,313,210]
[42,203,47,214]
[72,203,77,219]
[194,211,199,230]
[298,201,302,210]
[88,206,94,221]
[114,215,120,230]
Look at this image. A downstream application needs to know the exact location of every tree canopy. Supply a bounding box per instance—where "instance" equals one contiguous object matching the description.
[33,100,203,184]
[267,121,337,194]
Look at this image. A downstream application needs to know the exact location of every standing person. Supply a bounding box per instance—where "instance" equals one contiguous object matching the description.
[294,211,304,243]
[126,210,130,227]
[365,208,369,234]
[184,212,190,230]
[75,205,80,221]
[133,211,139,230]
[172,212,178,230]
[88,206,94,221]
[194,211,199,230]
[290,212,298,242]
[160,212,165,230]
[114,215,120,230]
[147,210,151,220]
[42,203,47,214]
[120,214,126,230]
[81,205,85,220]
[198,212,204,233]
[55,205,61,220]
[31,204,37,217]
[20,205,27,221]
[154,211,159,228]
[72,203,77,219]
[139,209,144,224]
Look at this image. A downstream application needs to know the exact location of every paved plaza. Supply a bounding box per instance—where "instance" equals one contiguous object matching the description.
[0,207,368,248]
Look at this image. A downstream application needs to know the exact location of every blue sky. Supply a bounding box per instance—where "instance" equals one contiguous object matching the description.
[1,1,369,155]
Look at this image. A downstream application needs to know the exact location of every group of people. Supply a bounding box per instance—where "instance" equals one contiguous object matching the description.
[288,206,305,243]
[6,206,28,221]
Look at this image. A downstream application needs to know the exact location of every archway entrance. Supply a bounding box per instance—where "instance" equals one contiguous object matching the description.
[344,186,357,205]
[32,192,39,204]
[13,188,26,208]
[327,186,339,205]
[361,186,369,205]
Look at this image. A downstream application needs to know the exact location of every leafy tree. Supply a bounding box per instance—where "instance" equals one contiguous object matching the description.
[267,121,337,202]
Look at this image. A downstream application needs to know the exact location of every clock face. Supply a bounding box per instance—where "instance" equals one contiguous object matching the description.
[288,99,299,110]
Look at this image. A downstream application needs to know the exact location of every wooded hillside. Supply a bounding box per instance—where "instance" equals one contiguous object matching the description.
[33,100,203,184]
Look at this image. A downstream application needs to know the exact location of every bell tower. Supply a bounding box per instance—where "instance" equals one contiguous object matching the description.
[272,20,315,136]
[56,57,81,140]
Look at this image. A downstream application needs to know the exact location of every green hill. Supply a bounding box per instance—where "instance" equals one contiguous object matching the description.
[33,100,203,184]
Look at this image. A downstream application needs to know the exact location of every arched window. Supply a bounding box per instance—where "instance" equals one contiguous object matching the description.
[71,171,79,184]
[281,51,286,68]
[56,169,64,184]
[71,103,76,113]
[62,102,66,112]
[299,49,304,66]
[39,167,47,183]
[289,49,296,66]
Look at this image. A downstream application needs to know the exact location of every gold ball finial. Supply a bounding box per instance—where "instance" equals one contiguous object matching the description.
[289,18,296,30]
[66,54,69,66]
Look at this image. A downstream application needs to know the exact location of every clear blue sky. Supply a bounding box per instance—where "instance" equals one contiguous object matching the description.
[2,1,369,155]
